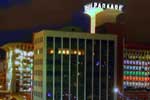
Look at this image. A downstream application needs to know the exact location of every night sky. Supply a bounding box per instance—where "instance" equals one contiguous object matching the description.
[0,0,150,45]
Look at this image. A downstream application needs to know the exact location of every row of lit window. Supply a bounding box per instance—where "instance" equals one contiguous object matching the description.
[124,55,150,60]
[15,59,33,65]
[15,67,32,71]
[16,73,31,76]
[124,71,150,76]
[124,60,150,65]
[124,66,150,71]
[19,83,31,86]
[19,87,32,92]
[123,81,150,87]
[14,49,33,56]
[48,49,84,56]
[124,76,150,81]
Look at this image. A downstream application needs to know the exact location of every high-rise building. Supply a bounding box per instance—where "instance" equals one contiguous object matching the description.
[33,30,118,100]
[1,43,33,93]
[123,44,150,99]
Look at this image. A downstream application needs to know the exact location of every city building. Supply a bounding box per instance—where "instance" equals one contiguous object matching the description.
[96,23,125,95]
[1,43,33,94]
[33,30,118,100]
[123,43,150,99]
[0,49,6,90]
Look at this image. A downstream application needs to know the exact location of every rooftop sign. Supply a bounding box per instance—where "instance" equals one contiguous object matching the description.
[84,2,124,13]
[84,2,124,34]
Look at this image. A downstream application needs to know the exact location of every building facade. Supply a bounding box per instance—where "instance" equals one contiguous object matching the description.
[123,44,150,99]
[33,30,118,100]
[1,43,33,93]
[0,59,6,90]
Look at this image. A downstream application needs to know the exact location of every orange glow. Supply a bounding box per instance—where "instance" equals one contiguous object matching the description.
[50,49,54,54]
[123,76,126,80]
[132,77,136,81]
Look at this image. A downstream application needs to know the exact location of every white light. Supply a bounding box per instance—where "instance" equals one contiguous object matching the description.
[28,87,31,91]
[24,51,27,56]
[29,59,33,63]
[18,67,23,71]
[78,51,81,55]
[66,50,69,55]
[63,50,65,54]
[28,51,34,56]
[26,67,30,71]
[73,50,77,54]
[58,50,61,54]
[16,55,24,60]
[15,61,20,65]
[114,87,119,93]
[15,49,21,54]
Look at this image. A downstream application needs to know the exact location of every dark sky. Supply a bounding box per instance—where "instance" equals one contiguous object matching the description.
[0,0,150,45]
[0,0,84,30]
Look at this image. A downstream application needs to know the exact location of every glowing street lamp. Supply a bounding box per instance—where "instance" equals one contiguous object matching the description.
[84,4,103,34]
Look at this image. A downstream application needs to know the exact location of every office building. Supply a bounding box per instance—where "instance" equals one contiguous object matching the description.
[33,30,117,100]
[1,43,33,93]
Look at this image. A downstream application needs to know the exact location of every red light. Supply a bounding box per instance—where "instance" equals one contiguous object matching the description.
[123,76,127,80]
[135,77,138,81]
[126,76,130,80]
[145,77,148,81]
[139,77,142,81]
[132,77,136,81]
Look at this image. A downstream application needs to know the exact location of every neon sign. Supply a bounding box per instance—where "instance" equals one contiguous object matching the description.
[84,2,124,34]
[84,2,124,13]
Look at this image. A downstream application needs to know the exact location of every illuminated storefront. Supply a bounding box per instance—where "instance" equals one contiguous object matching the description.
[33,30,117,100]
[1,43,33,93]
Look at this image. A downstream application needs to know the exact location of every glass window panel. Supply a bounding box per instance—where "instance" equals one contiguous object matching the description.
[63,38,69,99]
[71,38,77,99]
[78,39,85,100]
[55,38,61,99]
[108,41,114,100]
[93,40,100,100]
[86,39,92,99]
[47,37,53,100]
[101,40,107,100]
